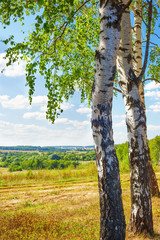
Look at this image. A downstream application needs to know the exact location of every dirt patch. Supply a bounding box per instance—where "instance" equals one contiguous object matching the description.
[0,181,98,211]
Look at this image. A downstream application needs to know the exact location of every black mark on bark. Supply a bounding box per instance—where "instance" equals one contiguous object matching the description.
[105,83,113,87]
[119,47,128,52]
[125,53,132,64]
[100,15,108,22]
[104,37,110,40]
[129,68,137,81]
[95,50,101,64]
[97,103,109,115]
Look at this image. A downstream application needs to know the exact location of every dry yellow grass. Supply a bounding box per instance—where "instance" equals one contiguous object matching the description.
[0,165,160,240]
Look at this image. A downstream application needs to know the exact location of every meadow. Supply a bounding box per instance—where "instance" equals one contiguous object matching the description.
[0,163,160,240]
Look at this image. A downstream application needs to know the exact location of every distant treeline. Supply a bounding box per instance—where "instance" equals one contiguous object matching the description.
[0,145,94,152]
[0,136,159,172]
[0,151,96,172]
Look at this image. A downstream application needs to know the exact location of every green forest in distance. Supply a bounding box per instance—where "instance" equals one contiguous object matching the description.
[0,136,159,172]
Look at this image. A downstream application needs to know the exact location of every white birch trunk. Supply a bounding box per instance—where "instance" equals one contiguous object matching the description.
[133,0,144,106]
[133,0,159,197]
[92,1,126,239]
[116,2,153,234]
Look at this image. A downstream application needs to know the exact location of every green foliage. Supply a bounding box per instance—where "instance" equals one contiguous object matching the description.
[9,162,22,172]
[115,142,130,172]
[149,136,160,165]
[0,0,99,123]
[148,45,160,80]
[0,151,93,171]
[116,142,129,162]
[142,0,160,81]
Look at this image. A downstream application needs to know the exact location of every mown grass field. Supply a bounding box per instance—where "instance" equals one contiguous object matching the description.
[0,163,160,240]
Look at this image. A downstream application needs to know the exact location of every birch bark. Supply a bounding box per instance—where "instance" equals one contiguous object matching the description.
[116,2,153,234]
[133,0,159,197]
[92,0,126,239]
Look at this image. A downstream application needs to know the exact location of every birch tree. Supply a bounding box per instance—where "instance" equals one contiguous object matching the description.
[116,0,154,234]
[132,0,159,197]
[91,1,128,238]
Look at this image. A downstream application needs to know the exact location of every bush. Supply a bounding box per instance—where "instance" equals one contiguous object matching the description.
[9,164,22,172]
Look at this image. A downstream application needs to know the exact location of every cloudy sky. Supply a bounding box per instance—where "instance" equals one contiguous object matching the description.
[0,15,160,146]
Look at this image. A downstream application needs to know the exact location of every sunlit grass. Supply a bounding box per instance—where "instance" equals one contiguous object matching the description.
[0,162,97,186]
[0,165,160,240]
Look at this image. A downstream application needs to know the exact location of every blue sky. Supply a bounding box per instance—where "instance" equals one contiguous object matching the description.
[0,14,160,146]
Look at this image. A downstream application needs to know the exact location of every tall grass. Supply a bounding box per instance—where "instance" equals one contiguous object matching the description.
[0,162,98,186]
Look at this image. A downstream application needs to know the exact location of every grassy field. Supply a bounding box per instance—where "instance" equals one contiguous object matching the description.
[0,163,160,240]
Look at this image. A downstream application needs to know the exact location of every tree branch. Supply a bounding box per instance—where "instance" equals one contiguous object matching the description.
[142,40,158,46]
[137,0,152,82]
[74,0,91,15]
[130,5,136,15]
[113,87,122,94]
[52,0,92,72]
[141,13,148,27]
[54,0,91,44]
[152,32,160,39]
[142,78,160,84]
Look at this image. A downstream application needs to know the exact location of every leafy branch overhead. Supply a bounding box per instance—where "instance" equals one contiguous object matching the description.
[0,0,99,122]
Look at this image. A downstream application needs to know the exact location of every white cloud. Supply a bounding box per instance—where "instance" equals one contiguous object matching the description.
[87,113,91,118]
[0,95,9,101]
[145,91,160,98]
[23,112,46,120]
[0,120,93,146]
[144,81,160,90]
[23,111,90,130]
[113,120,125,128]
[0,95,31,109]
[40,105,47,112]
[32,96,48,105]
[148,124,160,130]
[55,118,90,129]
[69,120,90,128]
[149,103,160,112]
[0,53,26,77]
[0,95,49,110]
[76,107,91,114]
[40,101,74,113]
[55,118,69,124]
[61,102,74,110]
[113,131,127,144]
[144,82,160,100]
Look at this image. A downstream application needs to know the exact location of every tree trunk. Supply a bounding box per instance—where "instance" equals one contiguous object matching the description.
[116,2,153,234]
[91,1,126,239]
[133,0,159,197]
[148,148,160,197]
